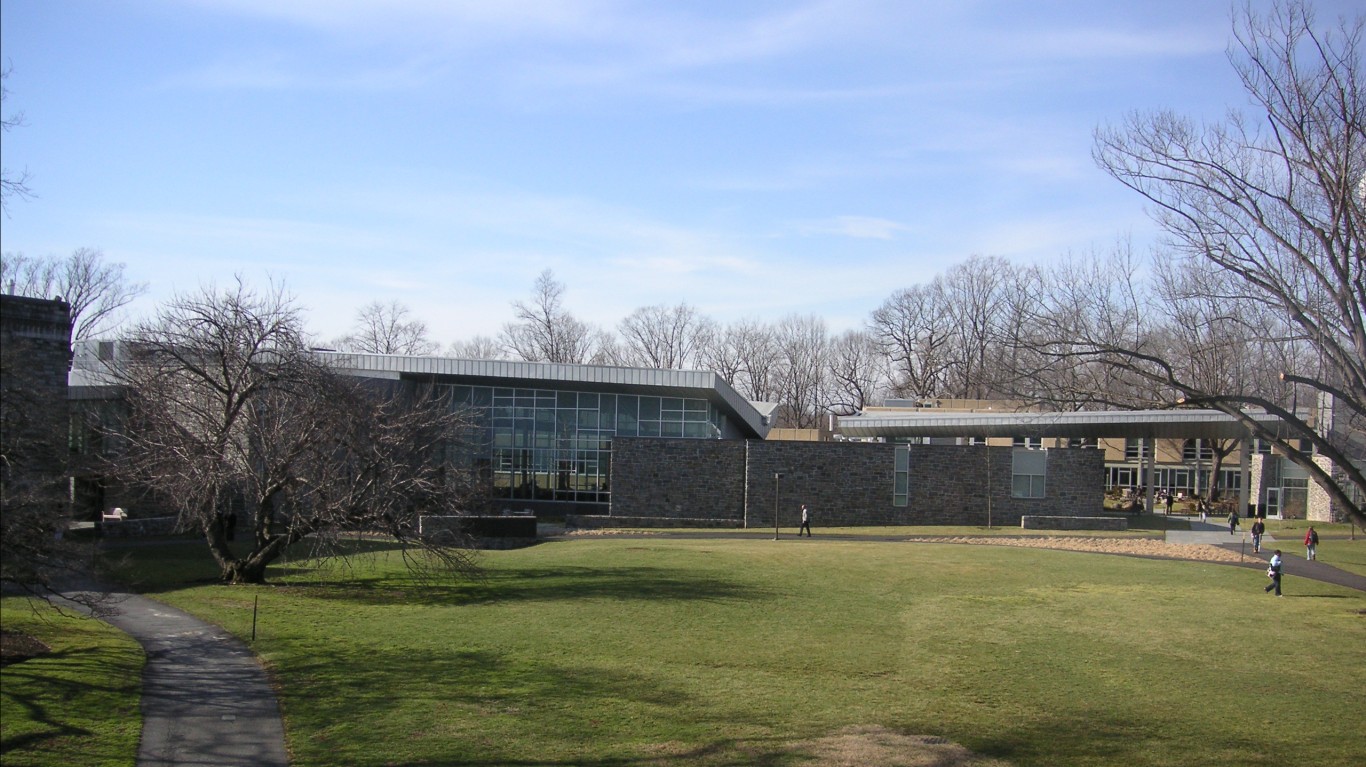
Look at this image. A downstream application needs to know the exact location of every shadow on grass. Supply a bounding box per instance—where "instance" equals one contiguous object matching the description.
[0,646,137,759]
[274,565,765,607]
[967,708,1298,766]
[281,644,794,767]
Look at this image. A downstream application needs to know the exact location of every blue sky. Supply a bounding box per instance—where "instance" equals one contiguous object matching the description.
[3,1,1356,347]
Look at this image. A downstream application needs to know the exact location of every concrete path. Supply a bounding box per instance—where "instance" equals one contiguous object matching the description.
[1164,518,1275,547]
[69,589,289,767]
[1167,519,1366,592]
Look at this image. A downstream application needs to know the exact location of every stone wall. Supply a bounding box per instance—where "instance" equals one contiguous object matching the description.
[608,438,1105,527]
[608,438,747,523]
[0,295,73,515]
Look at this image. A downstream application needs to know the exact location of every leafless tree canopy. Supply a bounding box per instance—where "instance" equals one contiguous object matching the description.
[827,329,889,415]
[335,299,439,356]
[1,248,148,341]
[501,270,598,363]
[447,334,504,360]
[113,279,483,584]
[1,64,33,214]
[616,303,716,369]
[1082,0,1365,523]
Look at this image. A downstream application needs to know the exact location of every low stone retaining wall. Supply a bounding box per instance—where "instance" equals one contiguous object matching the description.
[419,515,538,549]
[1021,515,1127,531]
[567,515,744,530]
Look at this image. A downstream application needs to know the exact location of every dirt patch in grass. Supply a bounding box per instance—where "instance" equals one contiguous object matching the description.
[906,536,1248,563]
[792,725,1012,766]
[0,629,52,666]
[641,726,1010,766]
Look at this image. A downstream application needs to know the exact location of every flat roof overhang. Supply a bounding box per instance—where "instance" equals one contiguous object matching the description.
[318,351,772,439]
[837,409,1284,441]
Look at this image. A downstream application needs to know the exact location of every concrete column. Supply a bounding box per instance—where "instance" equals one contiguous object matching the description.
[1144,436,1156,514]
[1239,437,1252,515]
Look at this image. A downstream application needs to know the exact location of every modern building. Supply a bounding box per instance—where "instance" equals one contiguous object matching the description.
[837,398,1353,522]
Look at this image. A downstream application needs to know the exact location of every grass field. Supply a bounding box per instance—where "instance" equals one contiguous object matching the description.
[86,534,1366,767]
[0,598,143,767]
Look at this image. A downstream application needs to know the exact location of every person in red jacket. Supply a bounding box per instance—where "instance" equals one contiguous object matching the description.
[1304,526,1319,561]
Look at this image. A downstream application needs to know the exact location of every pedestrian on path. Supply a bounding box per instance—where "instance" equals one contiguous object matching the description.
[1165,491,1174,515]
[1198,497,1208,522]
[1305,526,1319,561]
[1251,517,1266,553]
[1264,550,1284,596]
[1228,509,1239,535]
[798,504,812,537]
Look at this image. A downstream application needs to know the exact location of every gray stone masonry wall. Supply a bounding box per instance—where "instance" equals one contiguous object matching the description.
[610,439,1105,527]
[609,438,747,523]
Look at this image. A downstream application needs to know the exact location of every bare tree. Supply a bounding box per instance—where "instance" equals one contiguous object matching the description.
[1088,0,1366,523]
[447,335,504,360]
[827,329,888,415]
[699,318,782,402]
[500,270,597,363]
[1,64,33,214]
[112,279,482,583]
[772,313,830,429]
[336,300,439,356]
[1,248,147,341]
[940,255,1013,399]
[617,303,716,369]
[868,281,953,399]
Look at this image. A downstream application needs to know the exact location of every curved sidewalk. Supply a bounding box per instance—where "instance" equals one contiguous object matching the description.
[1166,520,1366,592]
[83,590,289,767]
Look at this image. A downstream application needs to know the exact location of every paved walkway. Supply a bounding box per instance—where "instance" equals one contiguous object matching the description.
[66,588,289,767]
[1166,519,1366,592]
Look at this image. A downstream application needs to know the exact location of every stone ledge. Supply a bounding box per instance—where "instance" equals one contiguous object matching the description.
[568,515,744,530]
[1021,515,1128,531]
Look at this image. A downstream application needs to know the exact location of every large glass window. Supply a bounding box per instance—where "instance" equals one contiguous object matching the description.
[439,383,720,506]
[1012,449,1047,499]
[893,445,909,507]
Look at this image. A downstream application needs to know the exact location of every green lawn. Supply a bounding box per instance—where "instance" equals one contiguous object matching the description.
[103,535,1366,767]
[0,598,143,767]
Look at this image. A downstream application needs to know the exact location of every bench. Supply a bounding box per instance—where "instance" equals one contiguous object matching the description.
[101,507,128,522]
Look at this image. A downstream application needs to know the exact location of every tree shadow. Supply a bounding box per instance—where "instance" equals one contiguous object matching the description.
[0,646,137,757]
[279,644,796,766]
[272,565,766,607]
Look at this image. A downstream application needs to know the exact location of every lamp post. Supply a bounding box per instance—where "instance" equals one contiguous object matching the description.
[773,472,783,540]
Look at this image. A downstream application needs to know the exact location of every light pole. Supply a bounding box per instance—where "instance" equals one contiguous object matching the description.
[773,472,783,540]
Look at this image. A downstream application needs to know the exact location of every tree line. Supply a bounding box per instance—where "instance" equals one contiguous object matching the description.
[3,0,1362,595]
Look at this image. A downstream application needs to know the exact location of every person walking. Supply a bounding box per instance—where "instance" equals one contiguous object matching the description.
[1164,491,1174,515]
[1250,517,1266,553]
[1227,509,1239,536]
[1198,497,1208,522]
[798,504,812,537]
[1264,549,1283,596]
[1304,526,1319,561]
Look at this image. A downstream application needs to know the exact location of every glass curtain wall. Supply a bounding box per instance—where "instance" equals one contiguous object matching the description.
[440,385,723,506]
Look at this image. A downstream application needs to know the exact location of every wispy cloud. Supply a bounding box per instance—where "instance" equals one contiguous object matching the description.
[796,215,910,241]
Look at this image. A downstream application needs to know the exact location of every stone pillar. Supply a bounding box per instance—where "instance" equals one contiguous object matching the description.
[1239,439,1252,516]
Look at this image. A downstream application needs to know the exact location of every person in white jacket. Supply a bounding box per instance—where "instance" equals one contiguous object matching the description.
[1264,550,1283,597]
